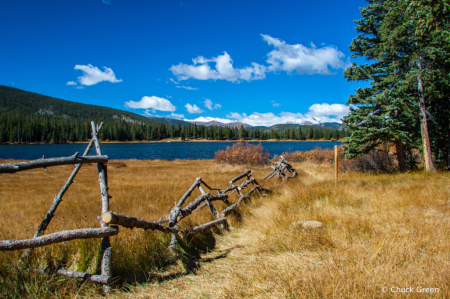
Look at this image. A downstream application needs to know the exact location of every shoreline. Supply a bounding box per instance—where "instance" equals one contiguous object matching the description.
[1,139,343,145]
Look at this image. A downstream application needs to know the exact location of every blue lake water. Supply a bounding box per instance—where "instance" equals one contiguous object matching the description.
[0,141,341,160]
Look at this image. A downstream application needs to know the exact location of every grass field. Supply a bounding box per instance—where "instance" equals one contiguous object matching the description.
[0,158,449,298]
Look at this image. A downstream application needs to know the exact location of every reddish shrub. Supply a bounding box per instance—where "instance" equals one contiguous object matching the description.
[215,142,271,166]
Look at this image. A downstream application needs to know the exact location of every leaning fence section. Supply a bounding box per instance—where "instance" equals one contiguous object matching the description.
[0,121,114,293]
[101,169,273,254]
[262,155,298,183]
[0,123,298,293]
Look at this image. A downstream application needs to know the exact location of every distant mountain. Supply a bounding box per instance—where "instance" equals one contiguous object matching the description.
[313,122,342,130]
[285,116,325,125]
[0,85,159,124]
[148,117,193,127]
[188,121,252,129]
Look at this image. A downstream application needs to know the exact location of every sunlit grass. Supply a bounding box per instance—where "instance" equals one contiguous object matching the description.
[1,157,449,298]
[0,159,268,298]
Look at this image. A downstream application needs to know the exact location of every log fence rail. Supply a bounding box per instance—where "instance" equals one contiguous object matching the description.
[0,121,298,293]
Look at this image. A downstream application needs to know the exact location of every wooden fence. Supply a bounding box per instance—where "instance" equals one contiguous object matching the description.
[0,121,297,293]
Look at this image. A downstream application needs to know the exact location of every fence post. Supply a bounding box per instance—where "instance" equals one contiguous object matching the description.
[335,145,338,184]
[91,121,112,294]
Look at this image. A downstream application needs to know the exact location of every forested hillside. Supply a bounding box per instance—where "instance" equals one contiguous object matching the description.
[0,85,159,123]
[0,85,348,143]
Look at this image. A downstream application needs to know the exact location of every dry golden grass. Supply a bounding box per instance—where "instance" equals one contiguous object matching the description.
[0,159,270,298]
[106,162,450,299]
[1,158,449,298]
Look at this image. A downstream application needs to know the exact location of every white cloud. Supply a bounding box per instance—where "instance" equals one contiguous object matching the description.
[170,52,267,82]
[169,78,179,84]
[204,99,221,110]
[125,96,176,112]
[261,34,350,75]
[176,85,198,90]
[182,103,349,127]
[305,103,349,120]
[73,64,122,86]
[185,103,204,114]
[170,113,185,118]
[183,116,234,124]
[271,100,280,107]
[222,103,349,126]
[204,99,213,110]
[76,86,84,89]
[169,35,349,84]
[66,81,77,86]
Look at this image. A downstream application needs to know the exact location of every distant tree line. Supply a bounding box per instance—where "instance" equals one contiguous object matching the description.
[0,112,348,144]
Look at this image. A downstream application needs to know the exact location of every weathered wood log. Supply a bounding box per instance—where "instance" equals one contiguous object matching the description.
[198,185,207,195]
[182,218,227,237]
[178,194,228,222]
[199,180,221,192]
[90,121,112,294]
[100,238,112,293]
[33,138,98,238]
[19,138,99,264]
[168,207,181,227]
[101,212,180,234]
[0,227,119,251]
[0,154,108,173]
[176,177,202,208]
[34,268,111,284]
[220,184,271,217]
[229,170,251,184]
[262,169,277,180]
[204,199,219,218]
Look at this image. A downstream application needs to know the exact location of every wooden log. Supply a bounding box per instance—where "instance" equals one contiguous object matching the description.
[199,180,221,192]
[32,138,98,238]
[176,177,202,208]
[335,145,338,184]
[204,199,219,218]
[198,185,207,195]
[178,194,228,221]
[101,212,180,234]
[182,218,227,237]
[229,170,251,184]
[168,207,181,227]
[90,121,112,294]
[0,227,119,251]
[100,238,112,293]
[0,154,108,173]
[262,169,277,180]
[19,129,102,265]
[220,184,271,217]
[34,268,110,284]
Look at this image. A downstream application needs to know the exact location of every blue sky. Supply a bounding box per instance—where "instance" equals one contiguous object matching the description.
[0,0,368,126]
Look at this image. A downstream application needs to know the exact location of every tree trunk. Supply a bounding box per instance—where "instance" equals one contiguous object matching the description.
[416,62,436,172]
[395,139,408,172]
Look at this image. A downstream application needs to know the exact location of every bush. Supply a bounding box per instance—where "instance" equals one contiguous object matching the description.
[283,145,403,173]
[215,142,271,166]
[340,145,398,173]
[282,147,335,164]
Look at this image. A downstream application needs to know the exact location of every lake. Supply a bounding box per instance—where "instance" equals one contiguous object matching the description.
[0,141,341,160]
